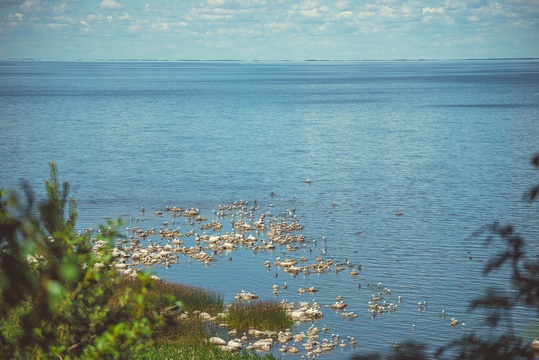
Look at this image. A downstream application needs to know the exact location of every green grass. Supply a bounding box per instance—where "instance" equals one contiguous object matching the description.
[132,343,278,360]
[111,277,224,314]
[108,278,290,357]
[150,279,224,314]
[226,300,293,331]
[109,277,225,345]
[154,316,220,345]
[3,278,289,358]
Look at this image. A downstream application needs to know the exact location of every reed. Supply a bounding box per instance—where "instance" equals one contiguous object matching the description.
[153,316,214,345]
[111,277,224,315]
[150,278,224,314]
[226,300,293,331]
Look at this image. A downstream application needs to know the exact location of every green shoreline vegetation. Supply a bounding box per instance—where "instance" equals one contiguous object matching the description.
[2,160,539,359]
[0,164,281,359]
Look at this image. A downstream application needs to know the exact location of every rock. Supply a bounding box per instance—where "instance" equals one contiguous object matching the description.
[234,291,259,301]
[209,337,226,346]
[227,339,243,351]
[198,312,212,321]
[288,345,300,353]
[253,339,273,351]
[162,304,184,317]
[123,268,135,277]
[331,301,347,310]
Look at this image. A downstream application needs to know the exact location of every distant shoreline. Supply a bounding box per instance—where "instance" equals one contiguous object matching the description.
[2,57,538,63]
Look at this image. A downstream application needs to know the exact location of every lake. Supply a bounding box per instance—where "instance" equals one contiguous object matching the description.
[1,59,538,358]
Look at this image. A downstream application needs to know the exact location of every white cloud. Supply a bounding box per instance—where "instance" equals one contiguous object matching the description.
[198,13,234,20]
[100,0,125,10]
[300,9,321,18]
[116,13,132,21]
[45,23,67,29]
[357,10,375,20]
[86,13,106,22]
[422,7,444,15]
[264,21,298,33]
[0,0,537,60]
[335,1,352,11]
[379,5,396,18]
[128,19,148,32]
[105,13,131,21]
[336,10,353,20]
[474,3,506,17]
[52,15,75,23]
[1,21,20,28]
[20,0,43,12]
[208,0,226,5]
[444,0,466,11]
[52,3,69,14]
[399,4,414,18]
[7,13,24,21]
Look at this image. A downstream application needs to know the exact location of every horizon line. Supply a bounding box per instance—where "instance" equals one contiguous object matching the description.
[3,57,539,63]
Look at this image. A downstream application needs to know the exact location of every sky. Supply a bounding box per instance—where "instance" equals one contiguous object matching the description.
[0,0,538,61]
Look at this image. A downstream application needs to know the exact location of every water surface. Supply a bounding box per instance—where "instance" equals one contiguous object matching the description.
[1,60,538,358]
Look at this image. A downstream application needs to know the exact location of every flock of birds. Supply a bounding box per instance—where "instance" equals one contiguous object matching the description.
[94,193,467,357]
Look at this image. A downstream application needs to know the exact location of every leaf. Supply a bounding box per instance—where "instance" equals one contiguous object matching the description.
[60,261,79,282]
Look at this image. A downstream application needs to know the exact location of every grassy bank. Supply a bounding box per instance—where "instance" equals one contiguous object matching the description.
[115,277,287,359]
[132,343,278,360]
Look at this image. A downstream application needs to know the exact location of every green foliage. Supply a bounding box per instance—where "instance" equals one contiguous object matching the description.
[132,343,278,360]
[0,163,159,359]
[226,300,293,331]
[153,316,216,345]
[108,277,224,345]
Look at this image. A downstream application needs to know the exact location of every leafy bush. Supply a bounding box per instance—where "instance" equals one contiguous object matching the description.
[0,163,159,359]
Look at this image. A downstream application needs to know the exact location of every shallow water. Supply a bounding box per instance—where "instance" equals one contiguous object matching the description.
[1,60,538,358]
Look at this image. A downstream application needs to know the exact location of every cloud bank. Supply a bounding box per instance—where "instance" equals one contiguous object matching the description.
[1,0,538,60]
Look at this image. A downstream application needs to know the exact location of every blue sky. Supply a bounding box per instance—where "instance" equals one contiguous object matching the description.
[1,0,538,61]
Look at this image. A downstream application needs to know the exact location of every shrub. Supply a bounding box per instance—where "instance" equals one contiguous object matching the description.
[0,163,159,359]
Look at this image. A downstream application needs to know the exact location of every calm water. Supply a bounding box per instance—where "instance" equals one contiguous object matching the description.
[1,60,538,358]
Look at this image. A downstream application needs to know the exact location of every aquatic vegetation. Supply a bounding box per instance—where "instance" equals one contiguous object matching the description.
[111,277,224,315]
[226,300,294,331]
[132,343,278,360]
